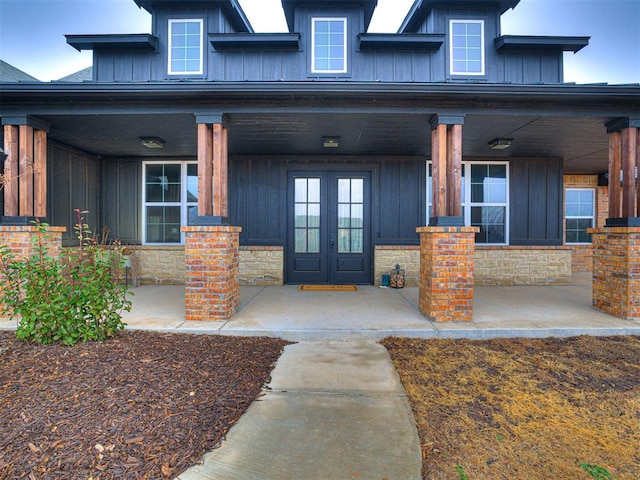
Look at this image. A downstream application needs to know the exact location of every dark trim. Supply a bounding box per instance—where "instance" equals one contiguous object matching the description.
[606,117,640,133]
[195,113,229,125]
[429,114,465,127]
[0,115,50,132]
[209,33,300,50]
[605,217,640,227]
[1,216,47,225]
[509,240,563,246]
[358,33,444,51]
[193,216,228,226]
[66,34,159,53]
[495,35,589,53]
[429,216,464,226]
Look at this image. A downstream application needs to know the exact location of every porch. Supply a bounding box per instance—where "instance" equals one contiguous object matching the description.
[104,272,640,341]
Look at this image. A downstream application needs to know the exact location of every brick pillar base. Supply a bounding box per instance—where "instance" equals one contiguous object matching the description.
[416,226,478,322]
[0,225,66,312]
[182,225,242,321]
[590,227,640,319]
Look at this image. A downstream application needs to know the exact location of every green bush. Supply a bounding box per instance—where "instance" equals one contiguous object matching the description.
[0,212,131,346]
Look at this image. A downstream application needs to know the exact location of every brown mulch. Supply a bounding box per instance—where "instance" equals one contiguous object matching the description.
[0,331,291,480]
[381,335,640,480]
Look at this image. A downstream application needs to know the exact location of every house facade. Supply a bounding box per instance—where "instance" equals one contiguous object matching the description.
[1,0,639,321]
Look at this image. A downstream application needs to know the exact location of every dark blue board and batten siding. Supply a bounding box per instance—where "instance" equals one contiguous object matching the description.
[92,3,564,84]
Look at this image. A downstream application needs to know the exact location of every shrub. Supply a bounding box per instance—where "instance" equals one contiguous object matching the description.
[0,211,131,346]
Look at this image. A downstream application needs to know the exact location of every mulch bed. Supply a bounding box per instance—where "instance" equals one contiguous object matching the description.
[0,331,291,479]
[381,335,640,480]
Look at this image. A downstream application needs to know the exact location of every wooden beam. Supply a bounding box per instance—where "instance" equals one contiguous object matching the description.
[220,125,229,217]
[446,124,463,217]
[608,130,621,218]
[621,127,637,217]
[212,123,228,218]
[33,129,47,218]
[197,123,213,216]
[431,123,447,218]
[3,125,19,217]
[637,129,640,218]
[19,125,34,217]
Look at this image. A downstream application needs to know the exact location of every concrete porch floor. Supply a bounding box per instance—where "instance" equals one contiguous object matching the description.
[3,273,639,340]
[113,272,640,340]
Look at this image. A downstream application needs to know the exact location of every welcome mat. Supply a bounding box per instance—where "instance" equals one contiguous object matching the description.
[298,285,359,292]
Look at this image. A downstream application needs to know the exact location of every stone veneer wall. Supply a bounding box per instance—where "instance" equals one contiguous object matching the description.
[374,246,420,286]
[238,246,283,285]
[475,246,571,285]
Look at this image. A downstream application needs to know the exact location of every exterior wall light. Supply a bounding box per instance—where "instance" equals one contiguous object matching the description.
[140,137,165,149]
[488,138,513,150]
[322,136,340,148]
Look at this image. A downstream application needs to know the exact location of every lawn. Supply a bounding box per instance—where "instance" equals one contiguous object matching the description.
[381,335,640,480]
[0,331,290,479]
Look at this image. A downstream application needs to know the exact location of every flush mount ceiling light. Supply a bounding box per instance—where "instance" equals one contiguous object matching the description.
[140,137,165,149]
[488,138,513,150]
[322,136,340,148]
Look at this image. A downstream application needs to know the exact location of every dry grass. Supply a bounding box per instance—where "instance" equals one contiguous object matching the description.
[381,336,640,480]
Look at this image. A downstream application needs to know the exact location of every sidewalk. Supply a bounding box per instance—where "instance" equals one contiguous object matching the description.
[176,341,422,480]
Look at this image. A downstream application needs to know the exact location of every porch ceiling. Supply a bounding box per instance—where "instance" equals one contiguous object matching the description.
[14,111,612,174]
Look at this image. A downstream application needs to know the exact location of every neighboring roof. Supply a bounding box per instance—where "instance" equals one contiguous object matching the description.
[66,34,158,52]
[281,0,378,32]
[0,59,40,82]
[399,0,521,33]
[495,35,590,53]
[57,67,93,82]
[133,0,253,33]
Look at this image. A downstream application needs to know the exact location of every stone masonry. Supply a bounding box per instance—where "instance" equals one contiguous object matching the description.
[182,225,242,321]
[590,227,640,319]
[416,226,478,322]
[475,246,571,285]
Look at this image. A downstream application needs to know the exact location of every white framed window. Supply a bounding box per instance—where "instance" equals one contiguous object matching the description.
[142,161,198,244]
[311,18,347,74]
[565,188,595,244]
[450,19,484,76]
[168,19,203,75]
[427,161,509,244]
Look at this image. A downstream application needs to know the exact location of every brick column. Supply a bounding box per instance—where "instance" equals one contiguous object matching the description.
[0,225,65,311]
[416,226,478,322]
[590,227,640,319]
[182,225,242,321]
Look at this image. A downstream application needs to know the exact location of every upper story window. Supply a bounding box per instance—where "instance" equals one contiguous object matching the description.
[312,18,347,74]
[168,19,203,75]
[450,19,484,76]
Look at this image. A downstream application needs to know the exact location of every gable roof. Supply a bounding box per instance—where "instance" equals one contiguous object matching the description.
[0,59,40,82]
[399,0,520,33]
[57,67,94,82]
[281,0,378,32]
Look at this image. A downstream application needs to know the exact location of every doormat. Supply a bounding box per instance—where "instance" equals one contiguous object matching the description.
[298,285,359,292]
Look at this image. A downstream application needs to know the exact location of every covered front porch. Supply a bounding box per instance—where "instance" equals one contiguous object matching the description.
[108,273,640,341]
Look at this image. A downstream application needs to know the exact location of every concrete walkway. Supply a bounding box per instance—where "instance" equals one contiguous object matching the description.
[176,341,422,480]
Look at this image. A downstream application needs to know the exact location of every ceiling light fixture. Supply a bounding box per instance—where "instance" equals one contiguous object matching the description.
[488,138,513,150]
[322,136,340,148]
[140,137,165,149]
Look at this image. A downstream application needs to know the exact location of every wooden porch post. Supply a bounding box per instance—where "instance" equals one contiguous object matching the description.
[608,130,622,219]
[197,123,213,217]
[195,115,228,222]
[2,119,49,219]
[428,115,464,225]
[605,118,640,224]
[621,127,637,218]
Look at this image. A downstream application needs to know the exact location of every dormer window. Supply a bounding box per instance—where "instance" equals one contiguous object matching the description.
[450,19,484,76]
[168,19,203,75]
[312,18,347,74]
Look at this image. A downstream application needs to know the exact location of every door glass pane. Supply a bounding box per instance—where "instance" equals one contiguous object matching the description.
[338,178,350,203]
[351,179,363,202]
[294,177,321,253]
[351,229,363,253]
[337,177,364,254]
[351,204,363,228]
[338,228,350,253]
[338,204,351,228]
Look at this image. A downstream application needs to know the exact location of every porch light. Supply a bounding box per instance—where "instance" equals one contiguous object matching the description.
[488,138,513,150]
[140,137,165,149]
[322,136,340,148]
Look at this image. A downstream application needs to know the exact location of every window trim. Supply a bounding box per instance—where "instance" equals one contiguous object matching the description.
[311,17,348,74]
[449,19,485,76]
[427,161,509,245]
[142,161,198,245]
[168,18,204,76]
[564,187,595,245]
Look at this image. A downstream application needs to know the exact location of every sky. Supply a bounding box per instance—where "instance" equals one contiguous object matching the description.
[0,0,638,84]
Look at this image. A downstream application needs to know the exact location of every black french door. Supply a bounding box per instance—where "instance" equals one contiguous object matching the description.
[286,171,371,284]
